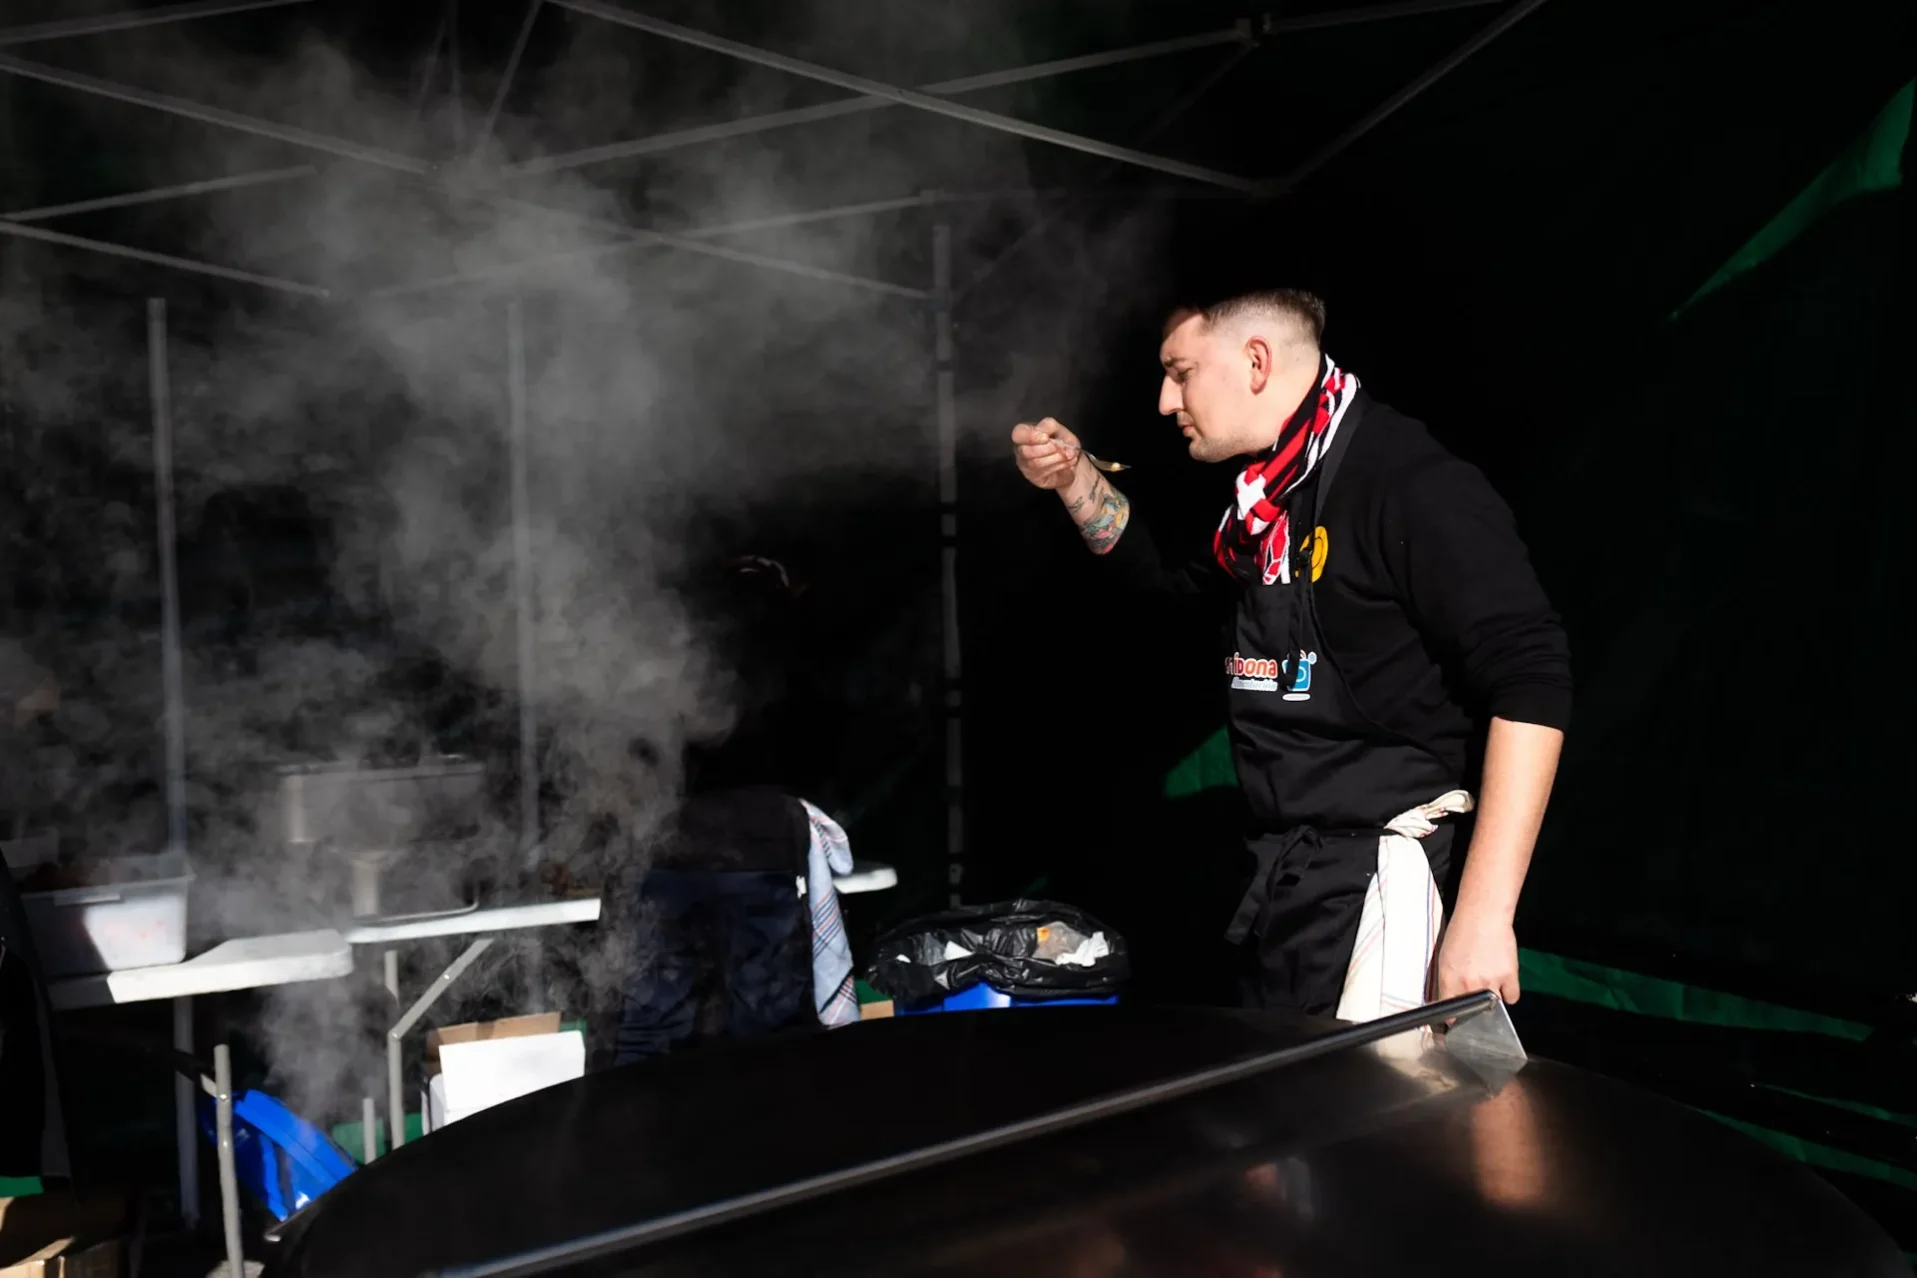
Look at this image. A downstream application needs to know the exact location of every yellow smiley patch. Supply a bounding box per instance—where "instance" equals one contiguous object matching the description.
[1300,526,1329,582]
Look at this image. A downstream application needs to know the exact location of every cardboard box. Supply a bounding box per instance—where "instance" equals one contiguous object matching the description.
[422,1015,582,1132]
[424,1013,560,1065]
[0,1188,135,1278]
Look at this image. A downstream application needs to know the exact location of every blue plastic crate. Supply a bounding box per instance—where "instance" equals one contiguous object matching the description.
[197,1090,356,1220]
[897,983,1119,1015]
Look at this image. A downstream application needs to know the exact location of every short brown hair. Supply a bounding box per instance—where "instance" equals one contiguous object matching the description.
[1175,288,1326,346]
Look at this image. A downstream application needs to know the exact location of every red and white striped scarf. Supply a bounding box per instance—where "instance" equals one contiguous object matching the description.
[1212,355,1359,585]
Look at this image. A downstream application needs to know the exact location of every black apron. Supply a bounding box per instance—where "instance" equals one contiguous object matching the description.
[1218,416,1456,1016]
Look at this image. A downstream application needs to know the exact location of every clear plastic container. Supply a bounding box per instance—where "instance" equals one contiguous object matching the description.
[20,850,191,977]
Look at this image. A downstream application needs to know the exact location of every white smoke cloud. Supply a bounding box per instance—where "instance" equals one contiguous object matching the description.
[0,0,1183,1121]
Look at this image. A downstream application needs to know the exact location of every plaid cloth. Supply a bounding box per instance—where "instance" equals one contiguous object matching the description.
[800,800,860,1027]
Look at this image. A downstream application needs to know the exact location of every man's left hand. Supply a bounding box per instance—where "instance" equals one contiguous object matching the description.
[1433,912,1521,1004]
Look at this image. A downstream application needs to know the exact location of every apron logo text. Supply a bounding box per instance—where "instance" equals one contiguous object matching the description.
[1228,650,1317,699]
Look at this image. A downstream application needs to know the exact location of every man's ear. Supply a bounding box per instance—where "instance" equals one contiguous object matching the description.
[1245,336,1273,393]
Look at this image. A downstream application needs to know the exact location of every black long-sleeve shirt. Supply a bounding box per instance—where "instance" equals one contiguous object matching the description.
[1096,389,1570,833]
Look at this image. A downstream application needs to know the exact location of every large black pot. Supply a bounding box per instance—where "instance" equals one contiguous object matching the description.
[266,1002,1909,1278]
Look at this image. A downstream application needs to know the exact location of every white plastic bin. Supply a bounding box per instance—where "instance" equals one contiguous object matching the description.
[20,851,191,977]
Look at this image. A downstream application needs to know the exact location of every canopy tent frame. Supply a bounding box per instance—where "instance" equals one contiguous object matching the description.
[0,0,1548,910]
[0,0,1541,1233]
[0,7,1552,1191]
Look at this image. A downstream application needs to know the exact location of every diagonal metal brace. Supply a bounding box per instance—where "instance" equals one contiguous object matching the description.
[386,937,494,1151]
[548,0,1258,192]
[0,0,314,48]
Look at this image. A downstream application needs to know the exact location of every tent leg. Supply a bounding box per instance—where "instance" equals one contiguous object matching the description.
[932,215,961,907]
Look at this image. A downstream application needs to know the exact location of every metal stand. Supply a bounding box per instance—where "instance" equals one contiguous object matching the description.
[169,998,200,1228]
[211,1045,244,1278]
[375,947,399,1155]
[385,938,494,1150]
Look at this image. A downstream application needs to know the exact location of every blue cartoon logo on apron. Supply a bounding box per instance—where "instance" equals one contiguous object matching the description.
[1283,651,1317,702]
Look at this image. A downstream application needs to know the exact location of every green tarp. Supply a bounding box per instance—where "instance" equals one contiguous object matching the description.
[1677,80,1912,315]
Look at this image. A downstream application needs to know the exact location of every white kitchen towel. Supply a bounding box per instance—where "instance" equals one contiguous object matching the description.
[1335,790,1474,1031]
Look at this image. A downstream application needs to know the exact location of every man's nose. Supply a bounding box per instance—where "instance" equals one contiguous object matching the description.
[1158,378,1180,416]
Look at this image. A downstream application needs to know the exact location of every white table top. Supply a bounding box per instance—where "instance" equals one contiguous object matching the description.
[47,929,354,1011]
[342,897,601,945]
[836,860,898,894]
[39,863,900,1000]
[341,860,898,945]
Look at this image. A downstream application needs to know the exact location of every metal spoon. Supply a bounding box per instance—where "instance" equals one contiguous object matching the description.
[1056,441,1129,473]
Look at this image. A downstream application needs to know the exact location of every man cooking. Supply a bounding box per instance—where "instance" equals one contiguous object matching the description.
[1010,288,1570,1019]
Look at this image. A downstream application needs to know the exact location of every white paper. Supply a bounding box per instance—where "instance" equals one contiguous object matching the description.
[1054,931,1111,968]
[435,1031,585,1127]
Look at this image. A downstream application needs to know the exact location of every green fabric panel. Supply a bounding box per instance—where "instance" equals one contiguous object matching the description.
[1676,79,1912,314]
[330,1113,427,1163]
[0,1176,43,1196]
[1759,1085,1917,1133]
[1519,948,1870,1040]
[1163,726,1236,798]
[1699,1110,1917,1193]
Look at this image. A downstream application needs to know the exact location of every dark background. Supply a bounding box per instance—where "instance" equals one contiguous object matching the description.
[2,0,1913,1253]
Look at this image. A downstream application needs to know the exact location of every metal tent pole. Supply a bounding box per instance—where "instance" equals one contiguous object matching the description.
[151,297,200,1227]
[447,0,464,153]
[149,298,188,857]
[0,0,314,47]
[3,164,315,222]
[363,194,934,300]
[955,42,1255,305]
[0,52,430,173]
[0,219,329,297]
[932,217,961,906]
[1264,0,1508,33]
[412,7,449,116]
[1263,0,1555,196]
[477,0,542,155]
[507,298,538,862]
[547,0,1255,191]
[502,25,1250,177]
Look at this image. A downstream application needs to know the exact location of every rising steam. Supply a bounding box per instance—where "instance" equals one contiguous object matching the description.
[0,0,1180,1120]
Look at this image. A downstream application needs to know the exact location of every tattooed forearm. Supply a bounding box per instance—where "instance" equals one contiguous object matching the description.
[1072,477,1131,555]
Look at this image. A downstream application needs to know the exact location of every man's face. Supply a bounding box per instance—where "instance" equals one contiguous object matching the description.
[1158,310,1249,463]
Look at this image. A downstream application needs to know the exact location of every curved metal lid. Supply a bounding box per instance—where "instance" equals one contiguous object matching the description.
[269,1003,1909,1278]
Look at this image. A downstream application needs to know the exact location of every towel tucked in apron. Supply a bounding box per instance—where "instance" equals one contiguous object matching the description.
[1227,790,1472,1023]
[1336,790,1473,1022]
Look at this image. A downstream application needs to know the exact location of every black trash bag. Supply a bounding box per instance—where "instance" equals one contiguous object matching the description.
[865,899,1129,1012]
